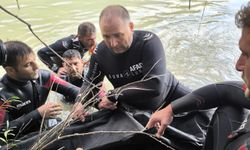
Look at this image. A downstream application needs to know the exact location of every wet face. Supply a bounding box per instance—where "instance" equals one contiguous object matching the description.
[100,16,134,54]
[11,53,39,81]
[78,33,96,50]
[236,27,250,97]
[63,57,84,79]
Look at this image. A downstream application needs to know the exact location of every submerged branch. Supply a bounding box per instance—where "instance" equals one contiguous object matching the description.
[197,0,208,34]
[189,0,191,10]
[16,0,20,10]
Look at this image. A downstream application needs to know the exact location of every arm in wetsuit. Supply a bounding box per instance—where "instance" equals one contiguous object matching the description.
[37,35,74,72]
[171,81,248,114]
[146,81,248,138]
[0,106,42,136]
[39,69,80,103]
[0,70,80,136]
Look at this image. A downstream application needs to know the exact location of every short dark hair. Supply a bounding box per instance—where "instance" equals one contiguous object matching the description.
[77,22,96,37]
[99,5,130,23]
[235,2,250,28]
[63,49,81,59]
[3,41,33,68]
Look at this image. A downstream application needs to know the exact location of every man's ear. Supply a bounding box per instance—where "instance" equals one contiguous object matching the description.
[81,59,85,65]
[62,62,66,67]
[5,66,16,76]
[129,22,134,31]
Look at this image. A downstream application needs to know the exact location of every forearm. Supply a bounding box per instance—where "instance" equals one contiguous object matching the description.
[37,47,55,69]
[108,76,165,110]
[52,78,80,103]
[171,81,248,114]
[0,110,41,135]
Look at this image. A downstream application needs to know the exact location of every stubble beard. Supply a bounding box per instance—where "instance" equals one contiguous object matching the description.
[242,73,250,98]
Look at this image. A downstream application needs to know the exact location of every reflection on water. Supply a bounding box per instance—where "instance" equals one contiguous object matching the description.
[0,0,247,89]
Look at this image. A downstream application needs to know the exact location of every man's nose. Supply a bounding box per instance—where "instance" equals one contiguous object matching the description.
[110,38,118,48]
[236,55,245,71]
[70,65,78,72]
[33,62,39,70]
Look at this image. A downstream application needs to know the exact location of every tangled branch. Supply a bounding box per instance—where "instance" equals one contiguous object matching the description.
[42,130,175,150]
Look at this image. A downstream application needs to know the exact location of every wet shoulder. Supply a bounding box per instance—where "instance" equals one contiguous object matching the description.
[37,69,52,83]
[93,41,107,53]
[0,76,17,101]
[133,30,158,44]
[58,35,75,49]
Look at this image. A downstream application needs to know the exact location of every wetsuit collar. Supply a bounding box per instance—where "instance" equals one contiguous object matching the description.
[6,75,29,86]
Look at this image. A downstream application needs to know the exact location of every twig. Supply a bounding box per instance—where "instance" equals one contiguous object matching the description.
[1,5,174,149]
[42,130,175,150]
[30,79,102,150]
[38,77,58,140]
[0,5,84,81]
[16,0,20,10]
[189,0,191,10]
[197,0,208,34]
[142,59,161,80]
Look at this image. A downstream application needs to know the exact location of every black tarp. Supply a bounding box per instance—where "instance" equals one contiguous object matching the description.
[2,108,202,150]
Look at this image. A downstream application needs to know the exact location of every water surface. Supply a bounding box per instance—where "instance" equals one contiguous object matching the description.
[0,0,248,89]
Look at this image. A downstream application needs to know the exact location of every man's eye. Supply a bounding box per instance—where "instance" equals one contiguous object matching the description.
[103,35,109,39]
[25,63,31,67]
[242,52,249,57]
[114,34,122,38]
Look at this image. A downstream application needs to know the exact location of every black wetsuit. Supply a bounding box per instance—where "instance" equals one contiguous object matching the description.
[81,30,212,145]
[37,35,88,72]
[0,69,79,137]
[171,81,250,150]
[82,30,185,110]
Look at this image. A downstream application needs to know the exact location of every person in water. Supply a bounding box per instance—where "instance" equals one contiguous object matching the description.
[58,49,85,87]
[38,22,96,73]
[146,2,250,149]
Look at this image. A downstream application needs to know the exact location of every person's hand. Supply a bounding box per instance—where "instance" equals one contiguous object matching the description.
[98,96,117,110]
[37,102,62,118]
[146,104,174,138]
[57,67,67,76]
[72,102,88,122]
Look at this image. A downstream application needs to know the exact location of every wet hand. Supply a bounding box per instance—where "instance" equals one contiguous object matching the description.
[98,96,117,110]
[146,104,174,138]
[37,102,62,118]
[72,102,88,122]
